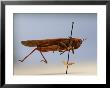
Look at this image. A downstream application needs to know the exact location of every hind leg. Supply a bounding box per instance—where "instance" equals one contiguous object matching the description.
[39,51,48,64]
[19,48,37,62]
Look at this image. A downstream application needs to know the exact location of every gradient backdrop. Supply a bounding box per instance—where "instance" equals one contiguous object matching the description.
[13,13,97,75]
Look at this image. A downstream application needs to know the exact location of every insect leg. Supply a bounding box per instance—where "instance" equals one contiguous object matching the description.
[60,51,66,55]
[58,42,68,55]
[39,51,48,64]
[59,42,68,48]
[18,48,37,62]
[71,47,74,55]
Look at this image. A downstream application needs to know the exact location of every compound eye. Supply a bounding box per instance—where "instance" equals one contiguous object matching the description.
[79,40,82,44]
[80,39,82,44]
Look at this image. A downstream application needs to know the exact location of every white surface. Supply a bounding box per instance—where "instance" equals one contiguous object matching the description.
[14,63,97,75]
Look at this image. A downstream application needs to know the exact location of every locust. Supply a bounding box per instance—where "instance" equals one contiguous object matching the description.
[19,22,86,74]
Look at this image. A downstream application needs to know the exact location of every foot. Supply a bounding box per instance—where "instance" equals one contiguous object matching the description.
[18,60,24,62]
[40,59,48,64]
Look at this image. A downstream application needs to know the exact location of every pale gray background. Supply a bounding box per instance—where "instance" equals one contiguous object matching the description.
[14,13,97,65]
[13,13,97,75]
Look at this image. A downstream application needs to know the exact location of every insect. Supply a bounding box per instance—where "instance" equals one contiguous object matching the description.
[19,21,86,74]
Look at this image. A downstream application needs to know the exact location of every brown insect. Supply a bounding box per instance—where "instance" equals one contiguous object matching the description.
[19,22,85,74]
